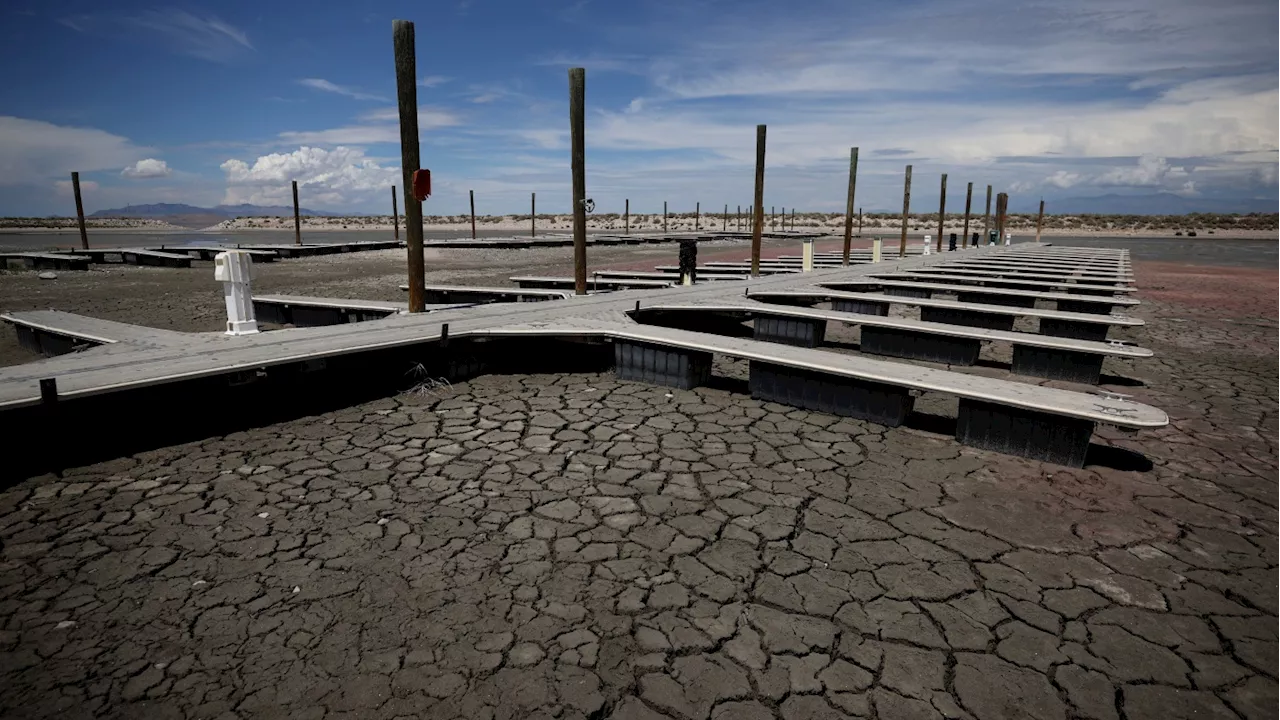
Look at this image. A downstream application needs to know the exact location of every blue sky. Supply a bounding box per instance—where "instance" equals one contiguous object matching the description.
[1,0,1276,216]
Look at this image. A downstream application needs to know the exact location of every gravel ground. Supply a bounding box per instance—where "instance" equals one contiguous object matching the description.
[0,242,1275,719]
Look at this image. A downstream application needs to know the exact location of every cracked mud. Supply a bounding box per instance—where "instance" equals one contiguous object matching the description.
[0,259,1275,719]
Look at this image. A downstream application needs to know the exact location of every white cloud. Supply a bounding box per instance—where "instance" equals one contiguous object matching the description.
[54,179,100,196]
[121,158,172,179]
[1095,156,1187,187]
[418,75,450,87]
[220,146,398,208]
[1045,171,1084,188]
[0,116,149,185]
[298,78,386,102]
[278,107,460,145]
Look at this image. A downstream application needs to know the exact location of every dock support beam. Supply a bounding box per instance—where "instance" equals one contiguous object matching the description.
[956,400,1093,468]
[860,326,982,365]
[393,19,426,313]
[919,307,1014,331]
[832,298,889,316]
[1012,345,1105,385]
[615,341,711,390]
[753,315,827,347]
[750,362,914,427]
[569,67,588,295]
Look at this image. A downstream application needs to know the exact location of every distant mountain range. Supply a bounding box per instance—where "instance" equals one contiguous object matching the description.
[1008,193,1278,215]
[90,203,352,219]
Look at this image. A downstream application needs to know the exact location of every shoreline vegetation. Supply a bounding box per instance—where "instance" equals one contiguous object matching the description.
[1,212,1275,238]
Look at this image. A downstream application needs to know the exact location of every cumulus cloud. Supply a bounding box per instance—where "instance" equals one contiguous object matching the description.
[121,158,172,178]
[220,146,398,208]
[1095,156,1187,187]
[0,116,149,185]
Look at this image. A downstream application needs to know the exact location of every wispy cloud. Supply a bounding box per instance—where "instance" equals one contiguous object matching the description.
[298,78,387,102]
[277,106,460,145]
[418,75,450,88]
[127,9,252,63]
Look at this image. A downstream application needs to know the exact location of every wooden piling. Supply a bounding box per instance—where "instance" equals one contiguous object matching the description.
[935,173,947,252]
[961,182,972,248]
[392,19,425,312]
[995,192,1008,244]
[624,198,629,234]
[663,201,668,234]
[469,189,477,239]
[723,203,728,231]
[392,185,399,241]
[737,205,741,231]
[842,147,858,265]
[531,192,536,237]
[1036,199,1045,243]
[292,180,302,245]
[982,184,992,245]
[751,124,766,276]
[898,164,912,258]
[569,67,587,295]
[695,201,700,230]
[71,172,89,250]
[771,205,775,230]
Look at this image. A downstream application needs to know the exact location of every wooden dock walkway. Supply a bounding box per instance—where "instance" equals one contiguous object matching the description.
[0,243,1163,467]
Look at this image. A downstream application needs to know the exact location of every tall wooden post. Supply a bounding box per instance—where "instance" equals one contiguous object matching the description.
[292,180,302,245]
[961,182,972,248]
[695,201,700,230]
[737,205,741,231]
[935,173,947,252]
[469,189,477,239]
[391,185,400,241]
[842,147,858,265]
[531,192,536,237]
[71,172,89,250]
[995,193,1008,244]
[982,184,992,245]
[569,67,587,295]
[1035,199,1045,243]
[624,198,629,234]
[723,203,728,231]
[751,125,766,276]
[857,208,862,236]
[663,201,667,234]
[899,165,912,258]
[771,205,775,230]
[393,20,425,312]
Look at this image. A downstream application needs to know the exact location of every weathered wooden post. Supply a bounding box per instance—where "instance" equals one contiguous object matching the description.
[569,67,587,295]
[899,164,912,258]
[1036,199,1045,243]
[469,189,477,239]
[737,205,741,231]
[982,184,992,246]
[993,190,1003,243]
[531,192,536,237]
[71,172,89,250]
[663,201,668,234]
[751,125,766,276]
[961,182,972,248]
[723,203,728,231]
[857,208,862,236]
[392,19,425,312]
[935,173,947,252]
[695,201,700,230]
[624,198,629,234]
[771,205,776,230]
[391,185,400,241]
[292,180,302,245]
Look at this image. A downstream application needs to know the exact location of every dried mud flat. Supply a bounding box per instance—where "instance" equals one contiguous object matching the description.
[0,244,1276,720]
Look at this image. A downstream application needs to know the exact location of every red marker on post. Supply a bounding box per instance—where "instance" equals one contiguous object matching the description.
[412,169,431,202]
